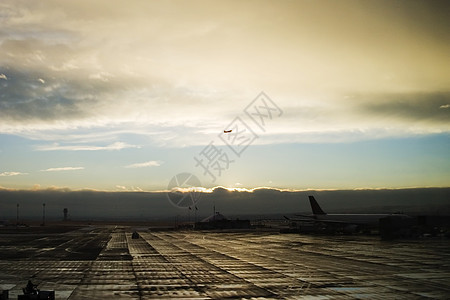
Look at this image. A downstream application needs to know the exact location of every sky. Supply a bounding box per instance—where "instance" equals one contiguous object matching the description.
[0,0,449,193]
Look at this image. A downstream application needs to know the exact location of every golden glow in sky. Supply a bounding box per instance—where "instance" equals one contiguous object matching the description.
[0,0,449,191]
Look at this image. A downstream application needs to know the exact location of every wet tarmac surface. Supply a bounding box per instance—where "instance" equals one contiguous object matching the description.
[0,226,449,299]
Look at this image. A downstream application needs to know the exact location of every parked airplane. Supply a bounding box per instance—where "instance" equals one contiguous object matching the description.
[287,196,411,233]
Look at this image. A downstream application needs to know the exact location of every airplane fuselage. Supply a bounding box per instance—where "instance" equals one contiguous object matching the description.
[314,213,409,226]
[303,196,411,227]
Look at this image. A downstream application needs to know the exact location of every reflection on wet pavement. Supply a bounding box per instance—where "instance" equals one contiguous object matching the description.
[0,226,449,299]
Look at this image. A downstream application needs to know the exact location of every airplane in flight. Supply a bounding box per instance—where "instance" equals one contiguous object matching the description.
[286,196,411,233]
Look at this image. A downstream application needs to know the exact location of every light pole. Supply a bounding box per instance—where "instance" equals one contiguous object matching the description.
[42,203,46,226]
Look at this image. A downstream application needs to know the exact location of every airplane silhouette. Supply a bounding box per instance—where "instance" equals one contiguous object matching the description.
[303,196,410,226]
[284,196,411,233]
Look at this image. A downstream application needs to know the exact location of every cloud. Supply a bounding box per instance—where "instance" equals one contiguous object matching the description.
[0,171,27,176]
[0,68,87,123]
[124,160,163,168]
[115,185,144,192]
[355,92,450,123]
[35,142,140,151]
[0,1,449,147]
[0,187,448,220]
[41,167,84,172]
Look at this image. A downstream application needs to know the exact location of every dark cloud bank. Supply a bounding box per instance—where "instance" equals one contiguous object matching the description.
[0,187,449,221]
[357,92,450,123]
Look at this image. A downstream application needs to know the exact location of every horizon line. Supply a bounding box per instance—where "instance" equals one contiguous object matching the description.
[1,185,449,193]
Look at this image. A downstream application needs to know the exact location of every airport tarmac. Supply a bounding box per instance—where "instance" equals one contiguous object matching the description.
[0,225,449,299]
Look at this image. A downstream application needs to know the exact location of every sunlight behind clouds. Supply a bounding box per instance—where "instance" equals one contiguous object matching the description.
[0,0,449,190]
[0,0,448,146]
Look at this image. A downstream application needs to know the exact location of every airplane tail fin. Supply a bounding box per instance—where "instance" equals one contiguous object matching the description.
[308,196,326,215]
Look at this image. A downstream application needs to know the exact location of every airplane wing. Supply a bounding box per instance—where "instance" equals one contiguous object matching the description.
[294,214,315,218]
[285,215,317,223]
[294,214,362,225]
[312,219,358,225]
